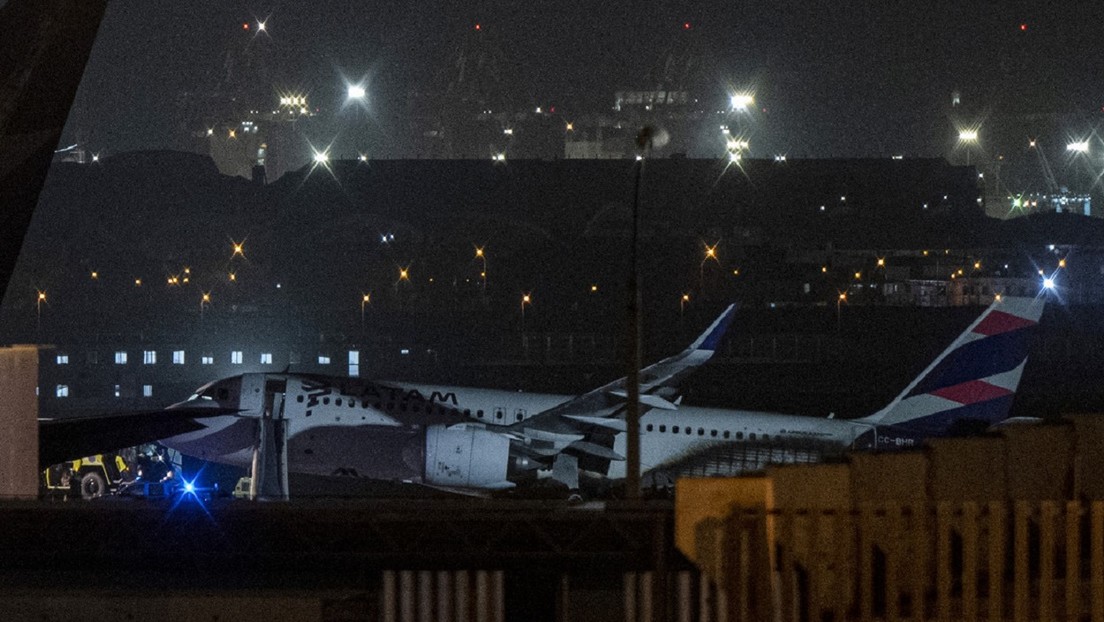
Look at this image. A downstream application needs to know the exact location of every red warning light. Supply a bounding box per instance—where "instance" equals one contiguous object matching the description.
[1019,23,1027,31]
[242,22,250,30]
[474,23,481,31]
[683,22,691,30]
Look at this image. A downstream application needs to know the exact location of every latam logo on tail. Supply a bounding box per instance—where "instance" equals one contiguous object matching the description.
[854,296,1044,449]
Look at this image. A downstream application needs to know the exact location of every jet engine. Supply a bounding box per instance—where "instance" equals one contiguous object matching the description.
[422,424,512,489]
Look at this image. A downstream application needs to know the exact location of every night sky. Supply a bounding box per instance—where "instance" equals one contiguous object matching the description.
[60,1,1104,158]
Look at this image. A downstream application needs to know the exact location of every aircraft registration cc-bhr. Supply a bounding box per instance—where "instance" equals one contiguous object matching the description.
[40,295,1044,495]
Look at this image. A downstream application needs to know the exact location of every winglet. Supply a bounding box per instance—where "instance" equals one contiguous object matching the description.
[688,303,737,352]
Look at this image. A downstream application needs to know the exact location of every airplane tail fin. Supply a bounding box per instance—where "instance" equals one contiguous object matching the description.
[855,296,1045,438]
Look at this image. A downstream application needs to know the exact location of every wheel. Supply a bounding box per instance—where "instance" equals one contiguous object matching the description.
[79,471,107,499]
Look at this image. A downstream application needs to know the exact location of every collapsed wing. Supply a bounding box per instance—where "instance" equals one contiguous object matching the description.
[38,407,241,468]
[503,304,737,481]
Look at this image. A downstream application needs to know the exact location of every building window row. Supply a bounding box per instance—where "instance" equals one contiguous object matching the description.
[55,383,156,399]
[61,349,373,368]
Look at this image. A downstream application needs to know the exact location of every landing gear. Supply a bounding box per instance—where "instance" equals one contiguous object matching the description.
[79,471,107,500]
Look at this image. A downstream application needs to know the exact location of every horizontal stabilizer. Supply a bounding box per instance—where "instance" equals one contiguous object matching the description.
[566,440,625,461]
[563,414,628,432]
[606,390,679,410]
[989,416,1044,428]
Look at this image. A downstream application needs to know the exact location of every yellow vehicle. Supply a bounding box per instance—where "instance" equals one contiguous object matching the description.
[232,476,252,499]
[41,453,131,500]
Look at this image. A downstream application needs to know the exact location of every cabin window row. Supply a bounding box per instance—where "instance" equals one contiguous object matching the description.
[294,393,463,417]
[644,423,768,442]
[290,396,527,422]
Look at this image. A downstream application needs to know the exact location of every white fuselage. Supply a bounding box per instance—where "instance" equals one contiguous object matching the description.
[164,377,871,482]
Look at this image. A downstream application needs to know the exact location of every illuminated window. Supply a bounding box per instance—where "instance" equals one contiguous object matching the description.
[55,385,69,398]
[201,355,214,365]
[172,350,185,364]
[142,385,153,397]
[113,384,120,398]
[231,351,243,364]
[143,350,156,365]
[56,354,69,365]
[114,351,127,365]
[348,350,359,377]
[260,353,273,364]
[318,355,331,365]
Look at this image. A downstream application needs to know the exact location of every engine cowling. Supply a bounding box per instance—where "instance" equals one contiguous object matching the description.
[423,424,512,489]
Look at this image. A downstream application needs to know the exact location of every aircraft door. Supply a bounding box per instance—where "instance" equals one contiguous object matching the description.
[237,373,267,416]
[264,377,288,417]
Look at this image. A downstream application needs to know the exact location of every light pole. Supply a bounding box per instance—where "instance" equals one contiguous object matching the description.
[520,293,531,331]
[360,293,371,333]
[958,130,978,166]
[836,292,846,333]
[625,126,656,503]
[700,242,719,291]
[475,246,487,292]
[200,292,211,321]
[680,293,690,317]
[35,290,46,332]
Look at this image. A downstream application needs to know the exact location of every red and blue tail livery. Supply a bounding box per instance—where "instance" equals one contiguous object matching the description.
[855,296,1044,447]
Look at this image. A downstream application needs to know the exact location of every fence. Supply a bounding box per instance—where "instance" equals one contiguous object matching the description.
[697,500,1104,621]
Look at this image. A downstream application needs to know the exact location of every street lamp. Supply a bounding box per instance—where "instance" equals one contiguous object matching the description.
[700,242,719,289]
[680,293,690,316]
[474,246,487,291]
[200,292,211,319]
[347,84,366,100]
[360,293,371,332]
[958,130,979,166]
[521,293,531,330]
[836,292,847,333]
[730,93,754,111]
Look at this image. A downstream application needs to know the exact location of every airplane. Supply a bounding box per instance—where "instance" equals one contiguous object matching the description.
[40,304,738,491]
[41,295,1044,494]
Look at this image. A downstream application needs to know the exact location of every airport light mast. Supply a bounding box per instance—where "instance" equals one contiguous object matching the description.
[625,127,655,501]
